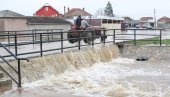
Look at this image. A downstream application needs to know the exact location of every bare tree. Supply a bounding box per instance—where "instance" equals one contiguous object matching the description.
[95,8,105,17]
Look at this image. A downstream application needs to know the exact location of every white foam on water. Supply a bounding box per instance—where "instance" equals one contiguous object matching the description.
[3,44,170,97]
[23,57,170,97]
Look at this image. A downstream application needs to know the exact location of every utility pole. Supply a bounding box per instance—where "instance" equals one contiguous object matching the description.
[154,9,157,28]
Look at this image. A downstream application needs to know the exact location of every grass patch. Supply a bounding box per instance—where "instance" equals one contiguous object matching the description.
[126,37,170,45]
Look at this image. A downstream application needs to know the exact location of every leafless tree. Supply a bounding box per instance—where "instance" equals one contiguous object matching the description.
[95,8,105,17]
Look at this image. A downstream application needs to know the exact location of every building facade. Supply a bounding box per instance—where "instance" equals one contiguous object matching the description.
[0,17,70,31]
[34,4,61,17]
[85,16,124,33]
[0,17,27,31]
[157,16,170,28]
[64,8,92,23]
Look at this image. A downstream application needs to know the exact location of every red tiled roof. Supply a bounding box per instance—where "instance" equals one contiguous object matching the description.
[140,17,153,21]
[64,8,92,18]
[158,16,170,23]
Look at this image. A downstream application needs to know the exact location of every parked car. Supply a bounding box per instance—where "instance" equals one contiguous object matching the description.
[146,25,152,29]
[135,25,140,28]
[142,25,152,29]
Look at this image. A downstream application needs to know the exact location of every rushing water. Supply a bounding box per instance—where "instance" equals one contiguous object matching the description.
[2,44,170,97]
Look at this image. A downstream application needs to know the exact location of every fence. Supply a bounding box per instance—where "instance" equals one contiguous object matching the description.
[0,28,165,87]
[0,28,165,58]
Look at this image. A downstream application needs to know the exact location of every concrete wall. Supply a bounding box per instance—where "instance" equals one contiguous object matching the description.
[0,20,4,31]
[102,23,122,34]
[3,18,27,31]
[121,45,170,61]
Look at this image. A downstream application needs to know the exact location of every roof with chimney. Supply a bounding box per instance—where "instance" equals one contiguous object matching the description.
[64,8,92,18]
[0,10,25,17]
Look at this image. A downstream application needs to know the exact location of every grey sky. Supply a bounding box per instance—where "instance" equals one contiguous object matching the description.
[1,0,170,19]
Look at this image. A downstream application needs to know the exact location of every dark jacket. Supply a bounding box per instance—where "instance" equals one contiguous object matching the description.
[76,16,81,27]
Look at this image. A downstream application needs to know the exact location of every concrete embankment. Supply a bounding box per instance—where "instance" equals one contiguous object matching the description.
[120,45,170,61]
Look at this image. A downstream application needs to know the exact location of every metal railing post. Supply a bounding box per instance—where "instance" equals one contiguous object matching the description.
[103,29,106,46]
[7,31,10,45]
[32,30,35,45]
[134,30,136,45]
[61,32,63,53]
[35,30,37,41]
[92,30,94,46]
[14,32,18,56]
[113,29,116,44]
[47,30,49,42]
[18,59,21,87]
[40,34,43,57]
[51,29,54,40]
[160,30,162,46]
[78,31,81,50]
[7,31,11,49]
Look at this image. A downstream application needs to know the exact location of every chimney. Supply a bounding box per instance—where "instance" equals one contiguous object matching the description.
[64,6,66,14]
[68,7,70,12]
[83,8,85,11]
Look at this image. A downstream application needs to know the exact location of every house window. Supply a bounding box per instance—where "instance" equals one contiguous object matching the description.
[45,7,48,11]
[102,19,107,23]
[113,20,117,23]
[108,20,112,23]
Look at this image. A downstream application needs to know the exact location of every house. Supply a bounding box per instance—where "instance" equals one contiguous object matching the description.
[140,17,155,27]
[34,3,61,17]
[0,10,71,32]
[122,17,140,28]
[64,8,92,23]
[85,16,124,33]
[0,10,26,31]
[157,16,170,28]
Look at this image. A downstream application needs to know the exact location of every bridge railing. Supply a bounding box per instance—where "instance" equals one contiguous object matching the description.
[106,29,165,46]
[0,28,166,87]
[0,42,28,87]
[0,28,165,59]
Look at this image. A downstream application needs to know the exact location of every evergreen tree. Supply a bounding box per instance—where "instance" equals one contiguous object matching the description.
[104,1,114,17]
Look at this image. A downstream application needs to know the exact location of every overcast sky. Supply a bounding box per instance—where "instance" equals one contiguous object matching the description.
[1,0,170,19]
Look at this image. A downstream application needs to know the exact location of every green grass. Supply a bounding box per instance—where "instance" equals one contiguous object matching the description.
[126,37,170,45]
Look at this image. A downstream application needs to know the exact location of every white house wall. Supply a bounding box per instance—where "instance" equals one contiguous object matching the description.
[102,23,122,34]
